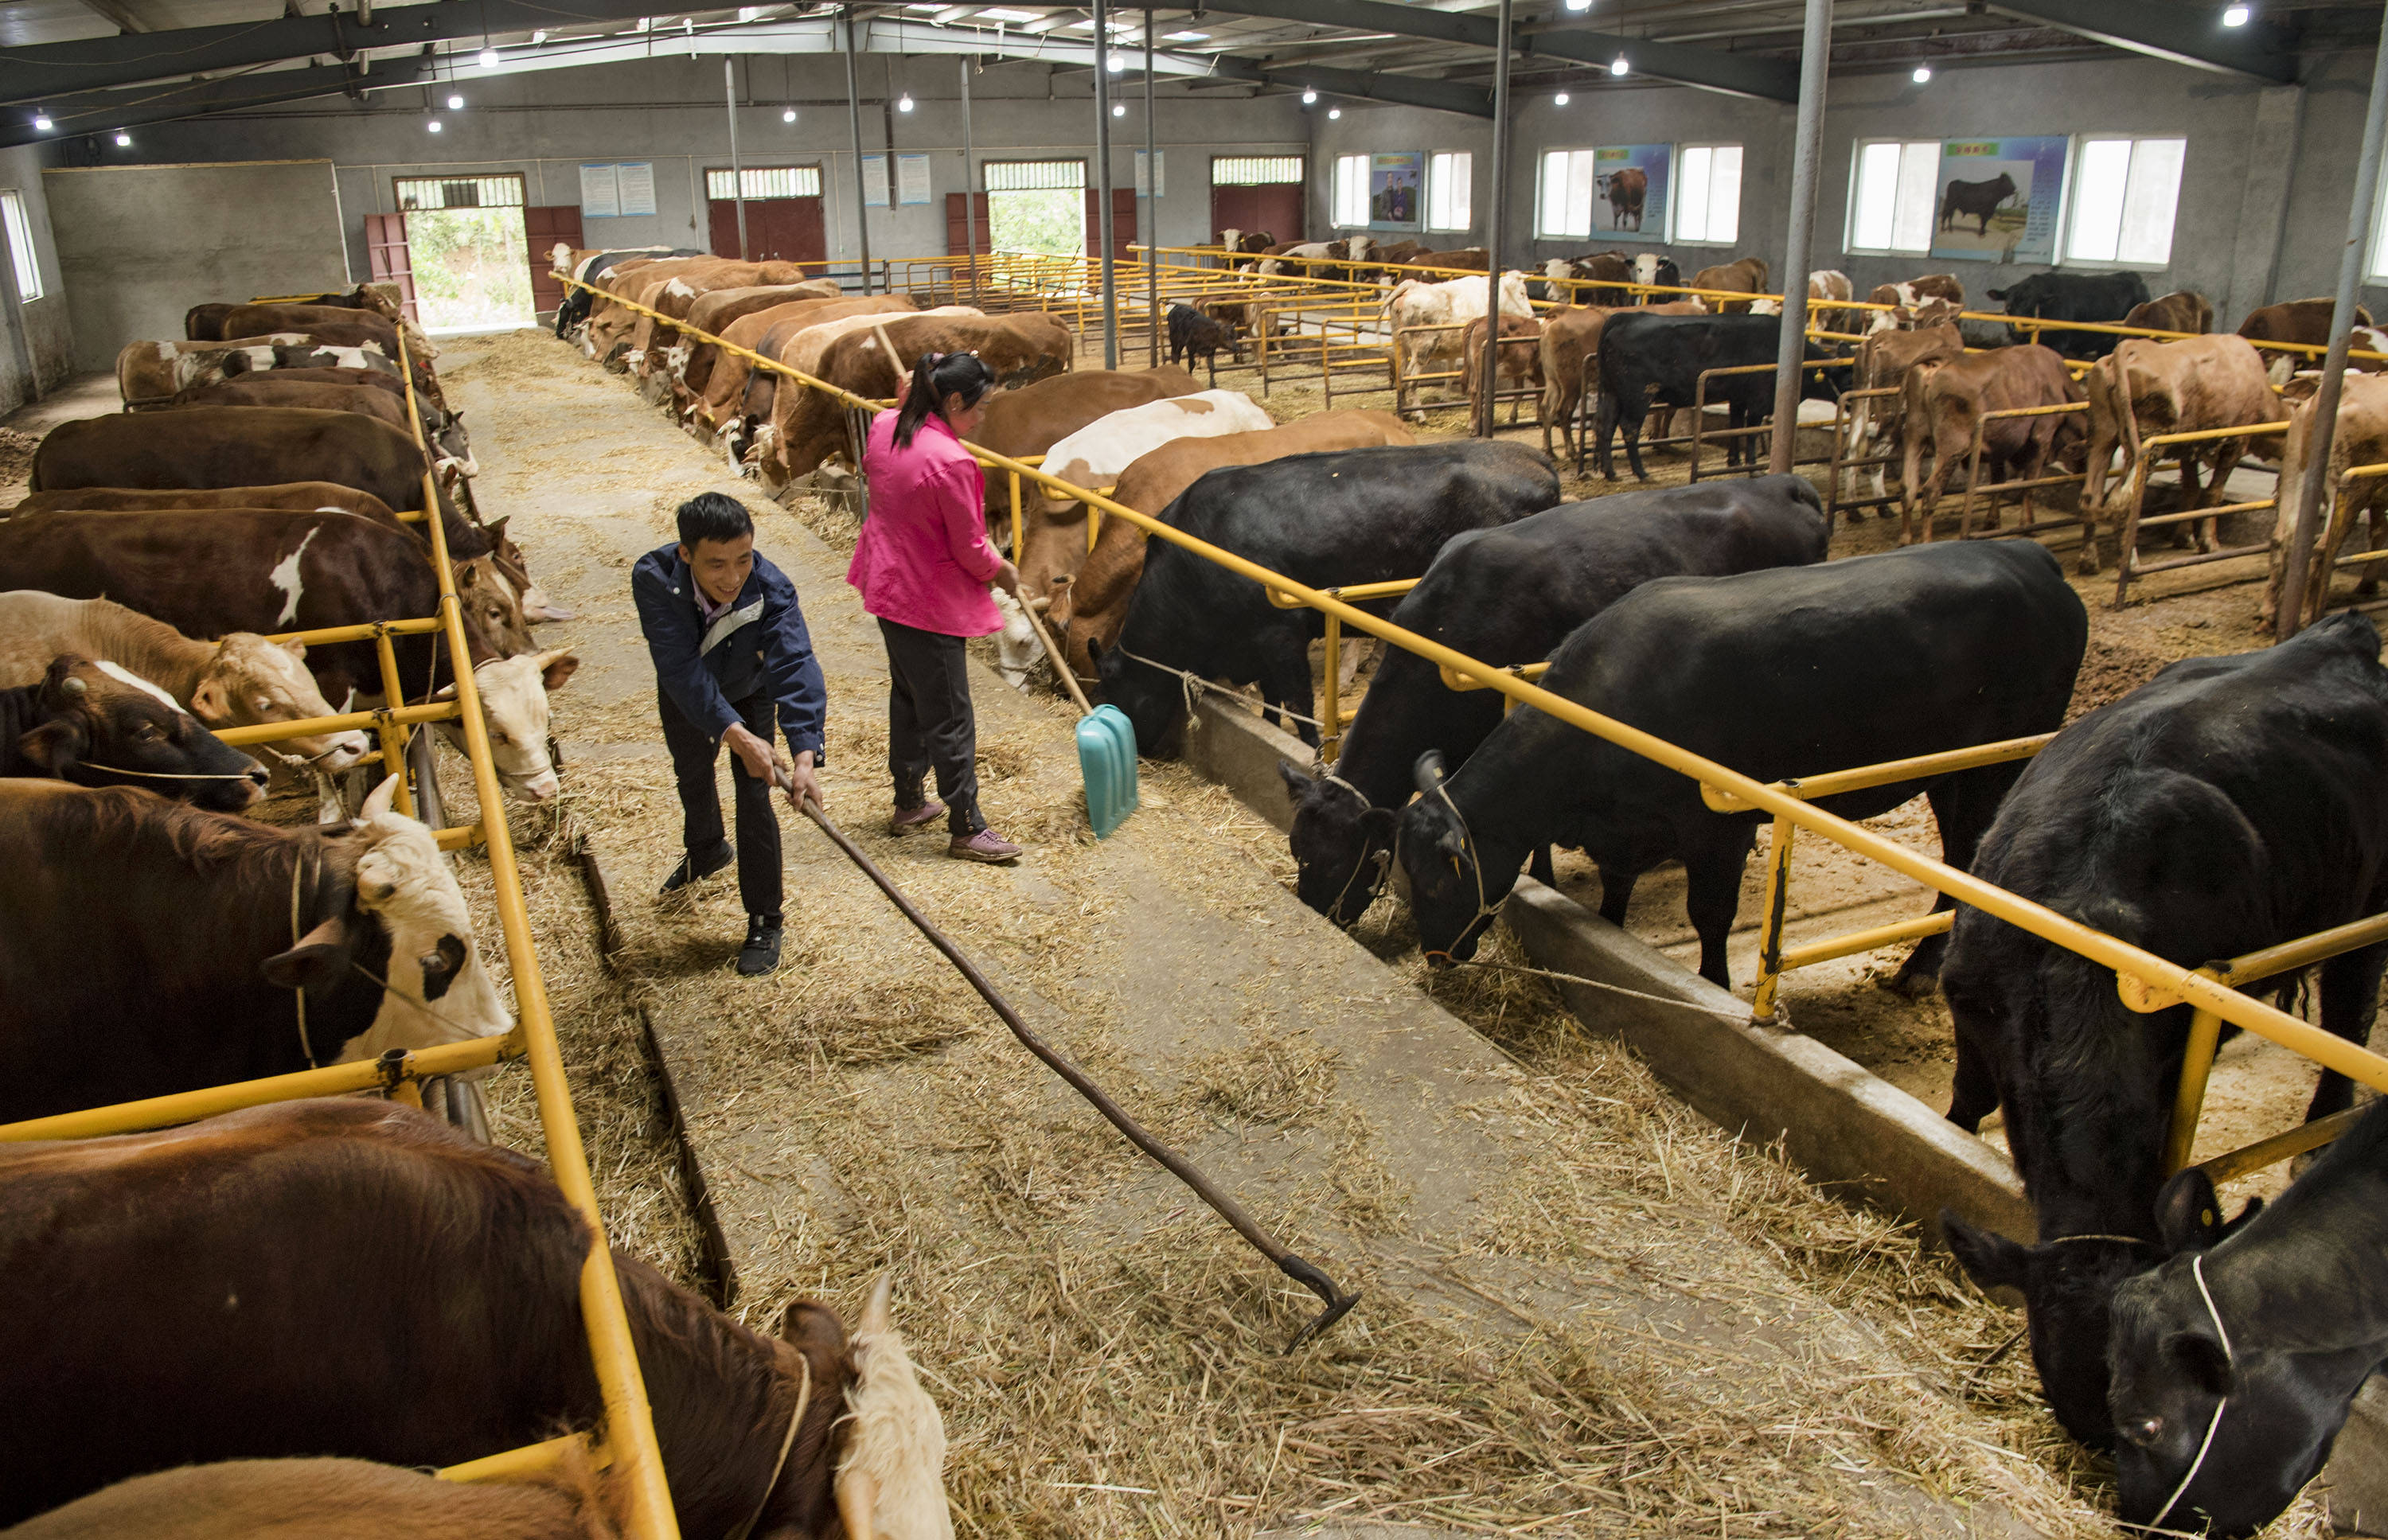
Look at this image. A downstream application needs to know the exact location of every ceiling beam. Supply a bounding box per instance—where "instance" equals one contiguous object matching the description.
[77,0,153,34]
[0,54,431,147]
[1118,54,1490,113]
[1118,0,1799,99]
[1983,0,2296,82]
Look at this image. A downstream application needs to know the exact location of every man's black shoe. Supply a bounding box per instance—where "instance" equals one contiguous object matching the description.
[736,916,784,976]
[659,844,735,896]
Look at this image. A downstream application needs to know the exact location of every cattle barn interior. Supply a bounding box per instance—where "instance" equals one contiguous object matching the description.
[7,0,2388,1534]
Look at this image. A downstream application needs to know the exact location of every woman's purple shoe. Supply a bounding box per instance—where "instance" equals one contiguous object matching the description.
[889,800,946,835]
[947,828,1023,863]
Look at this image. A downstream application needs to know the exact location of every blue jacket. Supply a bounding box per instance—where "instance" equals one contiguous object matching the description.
[631,543,827,759]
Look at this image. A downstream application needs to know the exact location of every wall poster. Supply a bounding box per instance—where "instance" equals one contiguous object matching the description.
[615,162,657,216]
[1930,135,2069,263]
[896,154,933,205]
[578,163,620,219]
[1590,143,1672,242]
[1367,152,1422,231]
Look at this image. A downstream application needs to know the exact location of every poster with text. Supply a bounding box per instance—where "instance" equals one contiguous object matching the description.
[578,163,620,219]
[1930,136,2068,263]
[1368,152,1422,231]
[1590,144,1671,241]
[615,162,657,216]
[862,154,889,209]
[896,154,933,205]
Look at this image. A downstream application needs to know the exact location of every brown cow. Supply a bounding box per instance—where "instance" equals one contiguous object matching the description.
[1864,274,1966,333]
[1597,167,1648,232]
[1194,292,1282,342]
[1691,256,1769,314]
[2081,333,2282,567]
[0,591,369,774]
[759,311,1072,485]
[0,654,265,812]
[0,1099,951,1538]
[696,296,923,446]
[1898,345,2086,545]
[673,281,847,396]
[1049,411,1417,680]
[2122,290,2214,337]
[1535,302,1704,464]
[584,258,718,363]
[621,260,821,375]
[2240,297,2379,381]
[118,337,318,405]
[2266,372,2388,631]
[1841,322,1965,509]
[1546,251,1634,308]
[171,370,473,475]
[1461,312,1545,425]
[14,480,398,522]
[1404,248,1487,273]
[974,368,1202,526]
[222,304,400,353]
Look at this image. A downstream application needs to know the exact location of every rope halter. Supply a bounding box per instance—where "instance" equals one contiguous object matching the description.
[2146,1252,2234,1534]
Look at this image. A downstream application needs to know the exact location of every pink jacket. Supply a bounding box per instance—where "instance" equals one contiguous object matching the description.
[848,408,1004,637]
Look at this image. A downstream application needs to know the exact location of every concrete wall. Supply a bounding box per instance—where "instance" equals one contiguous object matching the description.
[109,55,1306,287]
[0,145,76,410]
[1305,44,2388,322]
[42,159,348,373]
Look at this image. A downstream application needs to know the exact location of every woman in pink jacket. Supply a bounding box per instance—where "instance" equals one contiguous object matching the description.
[848,351,1025,862]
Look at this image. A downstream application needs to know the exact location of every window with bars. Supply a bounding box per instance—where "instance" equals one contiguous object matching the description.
[1674,144,1742,245]
[1425,151,1470,232]
[2065,136,2185,267]
[1535,150,1598,240]
[706,166,822,200]
[1330,154,1368,229]
[1211,155,1302,186]
[393,174,525,211]
[984,160,1086,191]
[1846,140,1939,255]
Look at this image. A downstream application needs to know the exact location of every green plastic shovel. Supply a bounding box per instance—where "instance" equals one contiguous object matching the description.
[1020,596,1137,838]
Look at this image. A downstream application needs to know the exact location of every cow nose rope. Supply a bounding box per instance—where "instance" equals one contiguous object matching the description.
[1111,644,1333,736]
[1313,772,1392,922]
[725,1355,810,1540]
[2146,1251,2234,1535]
[781,778,1361,1352]
[73,762,261,781]
[289,854,318,1070]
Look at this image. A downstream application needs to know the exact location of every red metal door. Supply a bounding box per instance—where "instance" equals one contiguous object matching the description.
[1209,184,1301,245]
[364,212,417,326]
[707,197,827,267]
[944,192,992,256]
[523,205,583,318]
[1083,188,1137,263]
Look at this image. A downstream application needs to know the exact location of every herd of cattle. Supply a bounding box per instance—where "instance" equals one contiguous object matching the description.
[553,240,2388,1534]
[0,283,954,1536]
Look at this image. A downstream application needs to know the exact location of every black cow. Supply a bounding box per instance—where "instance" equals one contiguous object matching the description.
[1165,303,1239,376]
[1938,173,2017,237]
[552,248,701,338]
[1591,312,1840,481]
[1986,270,2154,360]
[1092,441,1561,752]
[2109,1101,2388,1538]
[1279,477,1829,927]
[0,654,263,812]
[1394,541,2086,990]
[1936,613,2388,1449]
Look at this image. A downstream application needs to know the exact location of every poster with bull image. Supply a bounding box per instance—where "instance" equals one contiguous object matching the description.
[1592,144,1671,242]
[1930,136,2068,263]
[1368,152,1423,231]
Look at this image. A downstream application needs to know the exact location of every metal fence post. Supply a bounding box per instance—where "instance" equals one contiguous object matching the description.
[1093,0,1118,368]
[1474,0,1512,440]
[724,57,748,261]
[1769,0,1832,474]
[841,7,873,294]
[960,58,980,303]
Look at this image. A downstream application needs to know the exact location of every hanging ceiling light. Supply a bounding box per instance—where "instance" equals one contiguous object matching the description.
[1301,88,1317,104]
[531,29,547,42]
[1554,91,1571,105]
[1111,101,1126,116]
[782,106,797,122]
[2222,3,2251,22]
[1610,54,1629,75]
[447,92,465,109]
[1328,107,1341,119]
[479,45,499,68]
[898,92,915,111]
[113,129,130,146]
[1107,50,1125,72]
[30,112,50,131]
[1911,64,1932,82]
[427,118,444,132]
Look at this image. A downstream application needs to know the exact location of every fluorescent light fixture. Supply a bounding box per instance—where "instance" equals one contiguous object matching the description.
[978,6,1038,16]
[531,29,547,41]
[1553,91,1570,105]
[113,130,130,146]
[478,45,499,67]
[739,5,770,18]
[2222,2,2250,21]
[427,118,443,132]
[30,114,49,131]
[1563,0,1591,10]
[782,106,797,122]
[1165,29,1208,40]
[1301,88,1318,103]
[1328,107,1341,119]
[1610,53,1629,75]
[1066,18,1095,27]
[1111,101,1126,116]
[447,92,464,109]
[1911,64,1932,82]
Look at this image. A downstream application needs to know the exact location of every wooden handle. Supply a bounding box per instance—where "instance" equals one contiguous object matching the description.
[1016,593,1094,717]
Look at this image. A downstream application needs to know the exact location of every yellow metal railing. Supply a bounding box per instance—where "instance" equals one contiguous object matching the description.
[562,271,2388,1194]
[0,329,682,1536]
[2109,419,2289,605]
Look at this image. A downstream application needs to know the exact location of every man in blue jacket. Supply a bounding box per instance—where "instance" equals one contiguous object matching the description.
[632,493,827,976]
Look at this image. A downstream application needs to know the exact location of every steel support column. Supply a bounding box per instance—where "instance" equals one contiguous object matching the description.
[1144,23,1157,368]
[724,57,749,261]
[841,7,873,294]
[960,57,980,302]
[1474,0,1512,440]
[1768,0,1832,475]
[2279,33,2388,637]
[1093,0,1118,368]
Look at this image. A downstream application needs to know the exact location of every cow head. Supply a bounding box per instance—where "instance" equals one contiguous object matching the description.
[191,634,371,774]
[833,1275,956,1540]
[1394,751,1506,965]
[20,655,267,813]
[432,410,478,480]
[1281,761,1396,928]
[431,650,577,804]
[454,556,536,659]
[1941,1212,2164,1447]
[1087,639,1181,754]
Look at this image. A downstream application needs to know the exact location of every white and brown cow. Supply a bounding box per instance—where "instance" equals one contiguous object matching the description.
[2081,333,2284,567]
[1864,274,1966,334]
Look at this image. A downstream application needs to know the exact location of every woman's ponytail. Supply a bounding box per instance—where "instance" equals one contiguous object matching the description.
[892,349,1000,447]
